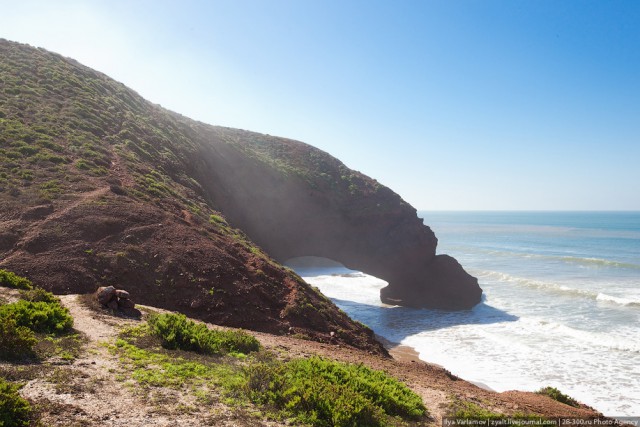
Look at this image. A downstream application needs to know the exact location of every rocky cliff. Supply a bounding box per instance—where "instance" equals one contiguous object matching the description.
[193,133,482,309]
[0,39,481,350]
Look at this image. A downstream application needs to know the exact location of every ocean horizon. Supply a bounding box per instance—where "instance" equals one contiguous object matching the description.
[289,210,640,417]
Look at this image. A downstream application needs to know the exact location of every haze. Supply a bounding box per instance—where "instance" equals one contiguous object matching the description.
[1,0,638,210]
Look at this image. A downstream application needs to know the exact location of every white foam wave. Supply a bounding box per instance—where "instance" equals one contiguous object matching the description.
[519,317,640,353]
[458,246,640,270]
[474,270,595,297]
[559,256,640,270]
[596,293,640,307]
[474,270,640,309]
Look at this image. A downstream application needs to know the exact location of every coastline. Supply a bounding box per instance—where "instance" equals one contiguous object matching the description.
[377,334,496,392]
[376,333,422,363]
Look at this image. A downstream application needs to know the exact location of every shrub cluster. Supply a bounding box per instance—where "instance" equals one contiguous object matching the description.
[0,316,37,360]
[536,386,580,408]
[0,299,73,334]
[147,313,260,356]
[0,282,73,360]
[244,356,427,427]
[117,315,427,426]
[0,269,32,290]
[19,287,59,303]
[0,377,32,427]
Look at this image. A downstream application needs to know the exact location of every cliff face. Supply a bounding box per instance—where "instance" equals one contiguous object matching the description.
[192,134,482,309]
[0,38,481,351]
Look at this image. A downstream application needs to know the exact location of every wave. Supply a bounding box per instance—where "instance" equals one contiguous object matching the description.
[474,270,640,308]
[557,256,640,270]
[454,245,640,270]
[517,317,640,353]
[596,293,640,307]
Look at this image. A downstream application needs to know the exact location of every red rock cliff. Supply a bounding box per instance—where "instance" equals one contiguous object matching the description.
[190,132,483,310]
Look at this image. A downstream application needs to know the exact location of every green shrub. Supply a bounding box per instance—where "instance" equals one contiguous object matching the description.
[209,214,227,225]
[0,316,37,360]
[147,313,260,356]
[18,288,59,304]
[244,356,426,426]
[0,377,32,427]
[0,299,73,334]
[536,386,580,408]
[0,270,32,290]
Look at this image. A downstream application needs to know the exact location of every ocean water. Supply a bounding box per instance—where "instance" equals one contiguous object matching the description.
[288,211,640,417]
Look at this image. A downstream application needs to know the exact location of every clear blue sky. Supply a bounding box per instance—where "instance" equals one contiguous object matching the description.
[2,0,639,210]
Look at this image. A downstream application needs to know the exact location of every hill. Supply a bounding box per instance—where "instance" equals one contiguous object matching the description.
[0,38,479,353]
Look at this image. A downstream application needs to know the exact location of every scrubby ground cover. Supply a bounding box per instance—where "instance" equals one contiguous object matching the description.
[0,376,32,427]
[0,268,604,426]
[0,269,33,290]
[535,387,581,408]
[0,270,84,426]
[112,312,428,427]
[0,281,76,361]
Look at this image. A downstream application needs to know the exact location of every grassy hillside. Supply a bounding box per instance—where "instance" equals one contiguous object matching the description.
[0,39,386,353]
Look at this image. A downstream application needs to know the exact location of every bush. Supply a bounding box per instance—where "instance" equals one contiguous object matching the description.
[536,386,580,408]
[147,313,260,356]
[0,299,73,334]
[0,316,37,360]
[19,287,59,304]
[0,270,32,290]
[0,377,32,427]
[244,356,427,427]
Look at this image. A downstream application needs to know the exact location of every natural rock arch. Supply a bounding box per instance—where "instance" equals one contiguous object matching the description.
[194,137,482,310]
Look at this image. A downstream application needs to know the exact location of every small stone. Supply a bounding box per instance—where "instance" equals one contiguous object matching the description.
[330,331,335,337]
[96,286,116,305]
[115,289,130,299]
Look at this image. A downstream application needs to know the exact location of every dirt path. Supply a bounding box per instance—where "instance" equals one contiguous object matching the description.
[18,295,282,426]
[4,291,603,426]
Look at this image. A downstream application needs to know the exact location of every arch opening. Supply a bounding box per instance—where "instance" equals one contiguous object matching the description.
[284,256,390,308]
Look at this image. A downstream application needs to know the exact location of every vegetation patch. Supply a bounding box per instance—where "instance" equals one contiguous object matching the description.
[0,280,78,362]
[0,315,37,360]
[244,355,427,427]
[113,320,428,427]
[0,377,32,427]
[0,298,73,334]
[536,386,581,408]
[111,338,235,390]
[147,312,260,356]
[0,269,33,290]
[35,331,86,362]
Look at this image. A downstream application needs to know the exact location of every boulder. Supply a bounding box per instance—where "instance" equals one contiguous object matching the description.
[96,286,116,305]
[115,289,130,300]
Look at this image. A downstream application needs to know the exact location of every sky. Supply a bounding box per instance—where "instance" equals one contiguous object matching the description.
[1,0,639,210]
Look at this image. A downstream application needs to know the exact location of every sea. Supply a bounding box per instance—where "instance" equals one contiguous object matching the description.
[287,211,640,417]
